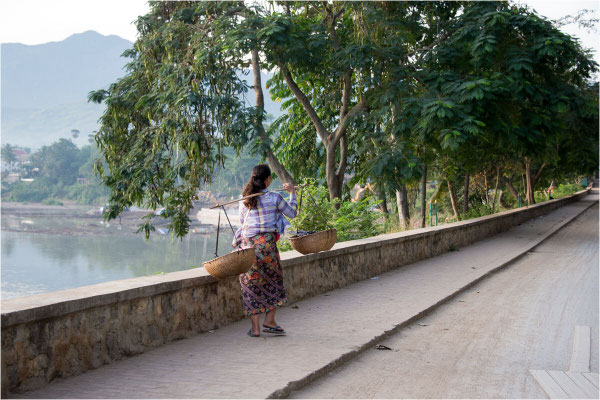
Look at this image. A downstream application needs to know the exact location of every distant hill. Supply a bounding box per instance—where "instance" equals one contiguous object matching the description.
[1,30,283,150]
[1,31,132,148]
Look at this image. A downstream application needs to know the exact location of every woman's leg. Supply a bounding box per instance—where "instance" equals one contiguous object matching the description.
[250,314,261,335]
[263,308,278,328]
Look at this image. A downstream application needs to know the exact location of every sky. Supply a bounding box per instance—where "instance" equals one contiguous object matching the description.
[0,0,598,63]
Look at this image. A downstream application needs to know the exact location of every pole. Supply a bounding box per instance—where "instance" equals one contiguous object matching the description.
[209,192,265,209]
[208,184,309,209]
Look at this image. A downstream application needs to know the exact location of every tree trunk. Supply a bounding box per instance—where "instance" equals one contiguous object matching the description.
[524,157,535,205]
[532,163,547,190]
[483,170,490,204]
[428,181,442,204]
[504,176,519,202]
[325,141,343,203]
[447,179,460,221]
[491,166,501,213]
[251,49,296,186]
[377,185,389,216]
[498,189,510,209]
[463,171,469,214]
[396,185,410,229]
[421,165,427,228]
[278,57,363,203]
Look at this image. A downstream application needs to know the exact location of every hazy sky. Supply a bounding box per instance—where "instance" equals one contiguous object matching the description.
[0,0,598,63]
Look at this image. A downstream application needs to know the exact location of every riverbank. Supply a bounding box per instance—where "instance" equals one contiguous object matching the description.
[1,201,241,235]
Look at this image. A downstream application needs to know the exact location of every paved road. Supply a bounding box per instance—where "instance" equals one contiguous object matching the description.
[292,205,599,399]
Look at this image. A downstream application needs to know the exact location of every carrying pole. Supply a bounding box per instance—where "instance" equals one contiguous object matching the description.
[209,192,265,209]
[209,183,308,209]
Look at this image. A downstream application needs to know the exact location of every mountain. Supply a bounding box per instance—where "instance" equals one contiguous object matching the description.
[2,30,132,110]
[1,30,283,150]
[1,31,132,148]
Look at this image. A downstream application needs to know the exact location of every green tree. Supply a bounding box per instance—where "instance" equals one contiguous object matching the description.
[404,1,598,209]
[90,1,598,238]
[1,144,17,165]
[89,1,297,238]
[29,139,81,186]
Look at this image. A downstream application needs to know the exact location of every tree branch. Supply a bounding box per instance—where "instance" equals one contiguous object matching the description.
[406,28,455,66]
[339,71,351,121]
[333,97,366,145]
[323,2,341,50]
[322,3,357,147]
[503,174,520,201]
[252,50,296,185]
[532,162,547,187]
[278,62,330,143]
[251,49,264,111]
[336,133,348,178]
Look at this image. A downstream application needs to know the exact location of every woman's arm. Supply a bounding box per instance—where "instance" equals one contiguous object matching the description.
[276,192,297,219]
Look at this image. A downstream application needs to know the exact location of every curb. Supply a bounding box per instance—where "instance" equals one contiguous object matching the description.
[268,196,599,399]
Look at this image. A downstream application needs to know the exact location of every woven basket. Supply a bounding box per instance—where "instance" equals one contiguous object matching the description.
[289,229,337,255]
[203,247,255,279]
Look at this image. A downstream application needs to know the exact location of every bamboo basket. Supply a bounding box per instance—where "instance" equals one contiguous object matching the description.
[289,229,337,255]
[203,247,255,279]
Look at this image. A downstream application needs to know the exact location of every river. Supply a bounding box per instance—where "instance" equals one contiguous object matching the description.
[1,213,234,300]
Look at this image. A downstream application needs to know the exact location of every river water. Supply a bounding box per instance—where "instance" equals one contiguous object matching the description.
[1,215,234,300]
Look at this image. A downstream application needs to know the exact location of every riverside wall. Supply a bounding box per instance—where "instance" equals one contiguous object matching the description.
[1,188,592,396]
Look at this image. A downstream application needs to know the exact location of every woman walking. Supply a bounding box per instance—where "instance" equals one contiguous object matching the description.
[233,164,297,337]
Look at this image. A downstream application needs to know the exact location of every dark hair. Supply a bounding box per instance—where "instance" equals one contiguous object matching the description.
[242,164,271,208]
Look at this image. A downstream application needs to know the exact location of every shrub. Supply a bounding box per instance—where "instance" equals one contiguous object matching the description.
[65,183,109,205]
[463,203,495,220]
[552,183,581,198]
[41,198,63,206]
[7,181,51,202]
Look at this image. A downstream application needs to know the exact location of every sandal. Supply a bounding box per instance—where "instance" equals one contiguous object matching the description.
[247,329,260,337]
[263,324,286,335]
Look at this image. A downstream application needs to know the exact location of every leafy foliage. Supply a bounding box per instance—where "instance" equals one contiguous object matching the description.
[3,141,109,205]
[279,181,382,251]
[89,2,260,238]
[89,1,598,239]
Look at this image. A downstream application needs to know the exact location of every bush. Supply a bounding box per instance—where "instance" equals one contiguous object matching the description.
[463,203,495,220]
[552,183,581,198]
[7,181,52,202]
[65,183,109,205]
[533,182,582,204]
[41,198,63,206]
[287,183,335,233]
[334,196,382,241]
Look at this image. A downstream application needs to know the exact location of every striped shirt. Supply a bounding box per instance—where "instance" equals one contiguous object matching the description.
[232,189,297,247]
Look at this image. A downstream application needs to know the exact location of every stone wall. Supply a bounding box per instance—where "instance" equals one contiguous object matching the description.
[1,188,591,396]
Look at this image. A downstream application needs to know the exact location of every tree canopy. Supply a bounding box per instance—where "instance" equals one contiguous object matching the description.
[90,1,598,238]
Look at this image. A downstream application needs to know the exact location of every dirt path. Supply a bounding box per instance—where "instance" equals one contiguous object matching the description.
[292,206,599,399]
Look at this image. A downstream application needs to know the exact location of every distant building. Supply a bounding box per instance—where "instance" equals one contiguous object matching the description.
[77,177,91,186]
[1,148,30,172]
[12,149,29,163]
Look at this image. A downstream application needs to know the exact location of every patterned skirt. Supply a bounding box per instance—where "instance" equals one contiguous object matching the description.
[239,232,287,315]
